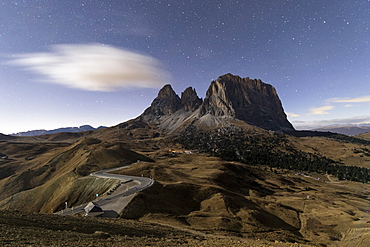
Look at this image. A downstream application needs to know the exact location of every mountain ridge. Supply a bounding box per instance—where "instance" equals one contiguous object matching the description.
[11,125,106,137]
[140,73,294,133]
[314,125,370,136]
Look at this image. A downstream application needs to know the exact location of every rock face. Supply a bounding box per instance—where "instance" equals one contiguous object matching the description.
[199,74,294,131]
[141,85,202,125]
[142,84,182,117]
[181,87,203,112]
[140,74,294,132]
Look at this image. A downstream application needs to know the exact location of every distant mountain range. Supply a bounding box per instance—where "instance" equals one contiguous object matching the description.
[11,125,106,137]
[314,126,370,136]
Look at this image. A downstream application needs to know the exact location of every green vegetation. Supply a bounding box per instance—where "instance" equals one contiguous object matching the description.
[179,126,370,183]
[353,147,370,157]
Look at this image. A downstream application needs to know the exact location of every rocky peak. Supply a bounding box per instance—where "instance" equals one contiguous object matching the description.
[142,84,181,118]
[157,84,178,99]
[181,87,203,112]
[199,74,294,132]
[140,74,294,133]
[141,85,203,120]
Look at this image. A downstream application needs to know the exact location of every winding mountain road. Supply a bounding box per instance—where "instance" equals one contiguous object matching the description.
[55,164,154,217]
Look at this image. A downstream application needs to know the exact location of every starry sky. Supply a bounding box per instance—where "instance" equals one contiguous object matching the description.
[0,0,369,134]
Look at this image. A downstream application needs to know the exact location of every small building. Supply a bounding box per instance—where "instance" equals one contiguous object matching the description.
[84,202,103,217]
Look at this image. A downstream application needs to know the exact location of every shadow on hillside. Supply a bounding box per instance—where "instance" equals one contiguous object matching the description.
[284,130,337,137]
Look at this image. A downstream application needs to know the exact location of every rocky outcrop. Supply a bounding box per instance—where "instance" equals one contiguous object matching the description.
[199,74,294,132]
[140,74,294,132]
[142,84,181,118]
[181,87,202,112]
[140,85,203,126]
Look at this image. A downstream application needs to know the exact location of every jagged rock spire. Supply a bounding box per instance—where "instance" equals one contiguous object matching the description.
[181,87,202,112]
[142,84,181,117]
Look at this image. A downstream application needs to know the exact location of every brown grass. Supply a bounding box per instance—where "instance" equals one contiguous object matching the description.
[290,135,370,168]
[114,153,370,246]
[3,123,370,246]
[0,137,153,213]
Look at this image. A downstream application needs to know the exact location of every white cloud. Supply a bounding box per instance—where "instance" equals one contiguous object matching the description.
[327,95,370,103]
[286,112,300,117]
[292,115,370,130]
[308,105,333,115]
[10,43,169,91]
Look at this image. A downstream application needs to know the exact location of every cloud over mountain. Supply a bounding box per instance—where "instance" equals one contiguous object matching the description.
[292,115,370,130]
[10,43,168,91]
[309,105,333,115]
[328,95,370,103]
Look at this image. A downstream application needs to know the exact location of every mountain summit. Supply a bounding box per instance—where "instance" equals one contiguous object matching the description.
[140,74,294,132]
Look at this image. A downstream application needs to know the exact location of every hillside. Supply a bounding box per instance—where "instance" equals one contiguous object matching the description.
[0,210,315,247]
[113,152,370,246]
[0,137,153,213]
[357,131,370,141]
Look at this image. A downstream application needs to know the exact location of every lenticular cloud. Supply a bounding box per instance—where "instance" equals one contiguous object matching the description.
[10,44,168,91]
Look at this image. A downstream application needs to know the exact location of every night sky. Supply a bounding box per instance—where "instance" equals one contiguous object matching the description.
[0,0,369,134]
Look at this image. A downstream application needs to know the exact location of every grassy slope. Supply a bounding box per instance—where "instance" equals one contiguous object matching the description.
[0,173,118,213]
[0,210,315,247]
[0,137,153,213]
[290,135,370,168]
[116,153,370,246]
